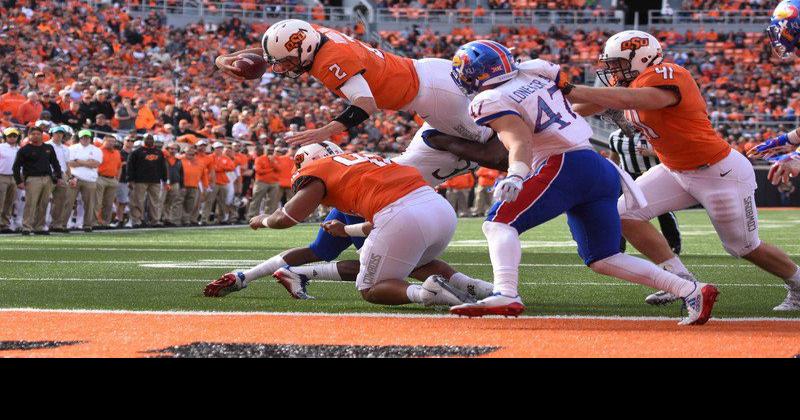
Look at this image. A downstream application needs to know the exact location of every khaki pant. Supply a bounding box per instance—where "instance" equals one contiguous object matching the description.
[201,184,227,224]
[161,183,182,224]
[471,184,493,216]
[446,189,470,217]
[130,182,162,225]
[64,179,97,229]
[180,187,199,225]
[95,176,119,227]
[0,174,17,228]
[22,176,53,232]
[49,183,70,230]
[247,181,281,218]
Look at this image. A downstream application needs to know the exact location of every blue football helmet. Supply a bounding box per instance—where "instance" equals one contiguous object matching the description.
[768,0,800,59]
[451,40,518,95]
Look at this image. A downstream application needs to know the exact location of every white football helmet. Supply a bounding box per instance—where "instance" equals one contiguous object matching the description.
[261,19,321,79]
[597,30,663,87]
[294,141,343,170]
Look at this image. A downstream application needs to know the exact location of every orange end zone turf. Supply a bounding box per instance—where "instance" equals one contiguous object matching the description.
[0,310,799,358]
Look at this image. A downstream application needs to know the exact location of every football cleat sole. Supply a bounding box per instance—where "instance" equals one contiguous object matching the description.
[272,269,314,300]
[203,273,240,297]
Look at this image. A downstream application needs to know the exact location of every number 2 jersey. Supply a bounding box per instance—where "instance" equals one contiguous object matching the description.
[292,153,428,222]
[626,63,731,171]
[310,25,419,111]
[468,72,593,169]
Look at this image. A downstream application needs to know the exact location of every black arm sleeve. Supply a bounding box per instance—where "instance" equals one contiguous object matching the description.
[12,148,23,185]
[48,145,62,180]
[424,132,509,172]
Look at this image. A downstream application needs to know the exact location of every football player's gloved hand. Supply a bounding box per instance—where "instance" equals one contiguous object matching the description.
[493,175,524,203]
[748,133,793,158]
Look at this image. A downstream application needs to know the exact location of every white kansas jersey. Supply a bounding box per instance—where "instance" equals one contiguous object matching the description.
[469,73,593,169]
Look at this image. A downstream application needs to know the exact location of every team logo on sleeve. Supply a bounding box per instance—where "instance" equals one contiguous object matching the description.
[284,30,307,52]
[620,37,650,52]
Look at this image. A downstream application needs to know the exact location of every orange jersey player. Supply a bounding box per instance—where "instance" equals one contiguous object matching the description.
[215,19,493,149]
[229,142,494,308]
[562,29,800,311]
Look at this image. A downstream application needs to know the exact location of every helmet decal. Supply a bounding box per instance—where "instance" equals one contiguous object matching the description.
[620,37,650,52]
[284,30,307,52]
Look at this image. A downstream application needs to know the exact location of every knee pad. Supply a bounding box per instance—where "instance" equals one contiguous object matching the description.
[722,238,761,258]
[704,192,738,223]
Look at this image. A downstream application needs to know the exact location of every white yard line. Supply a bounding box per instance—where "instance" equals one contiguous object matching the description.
[0,307,797,322]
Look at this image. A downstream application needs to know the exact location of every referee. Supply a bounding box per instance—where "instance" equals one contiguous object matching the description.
[607,128,682,255]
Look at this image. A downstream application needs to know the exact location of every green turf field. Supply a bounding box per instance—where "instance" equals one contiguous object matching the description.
[1,209,799,318]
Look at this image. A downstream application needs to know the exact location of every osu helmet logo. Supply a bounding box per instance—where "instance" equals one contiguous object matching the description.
[284,30,307,52]
[620,37,649,51]
[145,154,159,161]
[294,153,305,168]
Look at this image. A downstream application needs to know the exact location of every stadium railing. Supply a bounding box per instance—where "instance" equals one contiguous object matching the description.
[120,1,623,26]
[648,9,771,25]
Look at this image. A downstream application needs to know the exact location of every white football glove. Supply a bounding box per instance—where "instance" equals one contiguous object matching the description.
[493,175,524,203]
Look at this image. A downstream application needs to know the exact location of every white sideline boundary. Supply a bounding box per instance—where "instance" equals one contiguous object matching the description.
[0,307,798,322]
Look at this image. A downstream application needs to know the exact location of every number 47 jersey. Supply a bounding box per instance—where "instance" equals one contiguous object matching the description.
[292,153,428,222]
[469,72,593,169]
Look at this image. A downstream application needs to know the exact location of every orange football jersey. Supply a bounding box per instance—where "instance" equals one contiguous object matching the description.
[626,63,731,171]
[310,25,419,111]
[292,152,427,222]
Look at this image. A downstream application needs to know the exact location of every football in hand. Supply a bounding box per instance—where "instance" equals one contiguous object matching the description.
[231,53,268,80]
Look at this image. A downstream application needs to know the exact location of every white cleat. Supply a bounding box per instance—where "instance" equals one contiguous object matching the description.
[773,285,800,311]
[272,266,315,300]
[678,283,719,326]
[420,276,466,307]
[450,293,525,318]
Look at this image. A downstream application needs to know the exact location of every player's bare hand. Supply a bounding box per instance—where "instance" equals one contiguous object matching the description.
[321,220,348,237]
[768,157,800,186]
[249,214,268,230]
[285,125,341,146]
[215,53,246,81]
[636,146,655,157]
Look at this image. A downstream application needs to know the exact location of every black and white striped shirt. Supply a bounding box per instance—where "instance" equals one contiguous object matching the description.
[608,129,660,175]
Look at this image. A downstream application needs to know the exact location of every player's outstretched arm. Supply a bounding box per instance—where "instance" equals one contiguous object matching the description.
[768,153,800,186]
[424,133,509,172]
[286,75,379,146]
[748,128,800,159]
[564,85,679,111]
[251,179,325,229]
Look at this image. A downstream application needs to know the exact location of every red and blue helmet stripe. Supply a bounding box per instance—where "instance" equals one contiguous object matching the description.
[768,0,800,59]
[451,40,519,95]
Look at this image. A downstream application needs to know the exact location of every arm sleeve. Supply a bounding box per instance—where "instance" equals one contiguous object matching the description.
[314,48,367,91]
[469,90,521,127]
[49,146,62,180]
[12,149,23,185]
[338,73,374,103]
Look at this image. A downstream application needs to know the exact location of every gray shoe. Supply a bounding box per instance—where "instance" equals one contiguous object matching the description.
[773,284,800,311]
[427,275,477,304]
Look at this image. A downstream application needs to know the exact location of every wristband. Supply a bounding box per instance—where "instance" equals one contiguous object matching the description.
[280,207,301,224]
[333,105,370,129]
[561,82,575,95]
[507,161,530,179]
[344,223,368,237]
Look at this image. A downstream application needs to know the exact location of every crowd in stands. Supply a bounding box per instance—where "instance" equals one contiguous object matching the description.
[1,1,799,234]
[680,0,770,11]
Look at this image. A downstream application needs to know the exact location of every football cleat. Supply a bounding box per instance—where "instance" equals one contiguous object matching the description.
[773,284,800,311]
[421,276,474,306]
[450,293,525,317]
[678,283,719,326]
[273,266,314,300]
[204,272,246,297]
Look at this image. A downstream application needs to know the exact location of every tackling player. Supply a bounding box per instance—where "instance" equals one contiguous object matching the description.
[447,40,717,325]
[750,1,800,193]
[559,30,800,311]
[232,141,483,308]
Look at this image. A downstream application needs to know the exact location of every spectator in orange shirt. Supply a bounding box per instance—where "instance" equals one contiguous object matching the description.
[16,92,44,125]
[472,167,500,217]
[247,144,281,218]
[274,146,296,205]
[201,141,236,225]
[94,135,122,228]
[440,172,474,217]
[178,146,204,226]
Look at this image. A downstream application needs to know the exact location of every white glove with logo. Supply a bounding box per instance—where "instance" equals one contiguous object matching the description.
[493,175,524,203]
